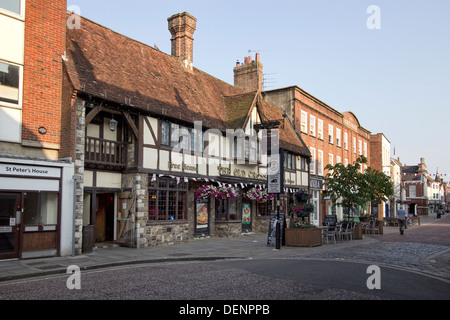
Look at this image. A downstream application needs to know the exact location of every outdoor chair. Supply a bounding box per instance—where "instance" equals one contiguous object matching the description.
[337,222,352,241]
[323,223,337,244]
[367,220,380,234]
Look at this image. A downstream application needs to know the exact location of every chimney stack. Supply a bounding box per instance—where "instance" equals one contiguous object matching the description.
[234,53,263,93]
[168,12,197,71]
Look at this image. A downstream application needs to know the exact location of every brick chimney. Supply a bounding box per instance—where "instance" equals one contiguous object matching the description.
[234,53,263,93]
[168,12,197,71]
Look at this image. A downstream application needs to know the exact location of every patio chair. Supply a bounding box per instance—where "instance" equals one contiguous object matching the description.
[367,219,380,234]
[323,223,337,244]
[337,221,352,241]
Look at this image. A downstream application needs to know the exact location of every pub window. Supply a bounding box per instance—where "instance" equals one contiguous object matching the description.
[148,177,188,221]
[0,61,21,105]
[301,157,307,171]
[161,121,170,146]
[215,198,240,221]
[283,152,296,170]
[257,198,274,217]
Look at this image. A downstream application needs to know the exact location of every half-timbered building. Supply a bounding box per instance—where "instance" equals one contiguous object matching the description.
[62,12,310,253]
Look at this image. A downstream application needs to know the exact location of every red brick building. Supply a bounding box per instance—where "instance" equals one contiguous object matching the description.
[0,0,74,260]
[263,86,371,224]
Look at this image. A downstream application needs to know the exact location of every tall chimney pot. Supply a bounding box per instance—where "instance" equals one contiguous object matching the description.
[168,12,197,71]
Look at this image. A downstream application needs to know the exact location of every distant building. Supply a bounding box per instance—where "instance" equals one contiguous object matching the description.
[401,158,429,215]
[369,133,391,219]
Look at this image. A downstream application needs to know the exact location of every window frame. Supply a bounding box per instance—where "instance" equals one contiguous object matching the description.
[0,60,23,109]
[0,0,25,19]
[317,149,323,176]
[148,177,188,222]
[328,124,334,144]
[309,114,316,137]
[300,110,308,133]
[317,119,323,140]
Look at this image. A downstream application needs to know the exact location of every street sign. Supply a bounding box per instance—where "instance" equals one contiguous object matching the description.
[268,154,282,194]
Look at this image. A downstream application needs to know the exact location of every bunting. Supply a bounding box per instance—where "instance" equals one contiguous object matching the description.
[148,173,302,193]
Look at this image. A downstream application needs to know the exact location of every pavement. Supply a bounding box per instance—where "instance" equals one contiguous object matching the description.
[1,212,449,283]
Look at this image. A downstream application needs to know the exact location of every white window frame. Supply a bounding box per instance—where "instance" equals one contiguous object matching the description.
[336,155,341,164]
[317,119,323,140]
[353,137,357,153]
[336,128,341,147]
[0,60,23,109]
[317,149,323,176]
[301,110,307,133]
[364,142,367,157]
[344,132,348,150]
[344,158,348,166]
[328,124,333,144]
[0,0,25,19]
[309,114,316,137]
[310,147,316,175]
[358,140,362,155]
[329,153,334,166]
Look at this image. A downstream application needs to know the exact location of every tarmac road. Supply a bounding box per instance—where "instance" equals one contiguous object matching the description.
[0,212,449,302]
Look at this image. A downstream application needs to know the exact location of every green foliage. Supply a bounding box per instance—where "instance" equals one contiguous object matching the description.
[324,155,394,213]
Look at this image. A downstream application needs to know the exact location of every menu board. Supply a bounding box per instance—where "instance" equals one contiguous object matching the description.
[324,215,337,226]
[267,210,285,247]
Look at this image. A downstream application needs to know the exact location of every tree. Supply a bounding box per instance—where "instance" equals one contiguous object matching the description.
[363,167,394,205]
[324,155,394,217]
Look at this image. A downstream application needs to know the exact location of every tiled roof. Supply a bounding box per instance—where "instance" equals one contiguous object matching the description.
[65,15,310,157]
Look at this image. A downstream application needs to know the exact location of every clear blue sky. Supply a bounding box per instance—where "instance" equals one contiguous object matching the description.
[68,0,450,182]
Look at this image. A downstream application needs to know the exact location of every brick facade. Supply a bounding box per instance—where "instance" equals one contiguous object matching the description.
[22,0,66,149]
[264,86,371,223]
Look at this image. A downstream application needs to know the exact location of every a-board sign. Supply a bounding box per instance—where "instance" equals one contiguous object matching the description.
[324,215,337,226]
[267,210,285,247]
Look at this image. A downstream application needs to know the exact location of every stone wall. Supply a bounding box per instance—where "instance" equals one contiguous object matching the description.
[145,222,190,246]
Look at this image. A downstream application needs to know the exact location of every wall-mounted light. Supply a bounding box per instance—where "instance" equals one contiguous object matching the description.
[109,116,118,132]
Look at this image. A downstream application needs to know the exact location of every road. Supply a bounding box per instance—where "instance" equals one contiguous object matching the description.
[0,214,449,307]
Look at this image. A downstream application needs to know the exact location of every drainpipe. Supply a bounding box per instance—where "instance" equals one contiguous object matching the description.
[72,175,81,257]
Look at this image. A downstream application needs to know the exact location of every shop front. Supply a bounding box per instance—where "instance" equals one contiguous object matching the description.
[0,157,74,260]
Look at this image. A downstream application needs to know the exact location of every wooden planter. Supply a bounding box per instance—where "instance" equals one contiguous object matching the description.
[353,223,362,240]
[285,228,322,247]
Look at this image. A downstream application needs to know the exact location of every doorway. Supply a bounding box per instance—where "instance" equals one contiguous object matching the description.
[0,193,21,260]
[95,193,115,243]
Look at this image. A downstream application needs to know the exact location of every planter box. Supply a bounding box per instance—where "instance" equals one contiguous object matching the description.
[353,223,362,240]
[285,228,322,247]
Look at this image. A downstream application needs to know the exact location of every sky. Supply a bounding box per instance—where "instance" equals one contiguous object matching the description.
[67,0,450,182]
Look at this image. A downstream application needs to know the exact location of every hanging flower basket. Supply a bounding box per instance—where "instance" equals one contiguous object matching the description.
[195,185,217,200]
[214,186,239,200]
[243,187,275,202]
[195,185,239,200]
[294,190,310,204]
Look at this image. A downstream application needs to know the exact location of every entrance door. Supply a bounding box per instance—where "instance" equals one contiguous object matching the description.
[95,193,115,243]
[0,193,21,260]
